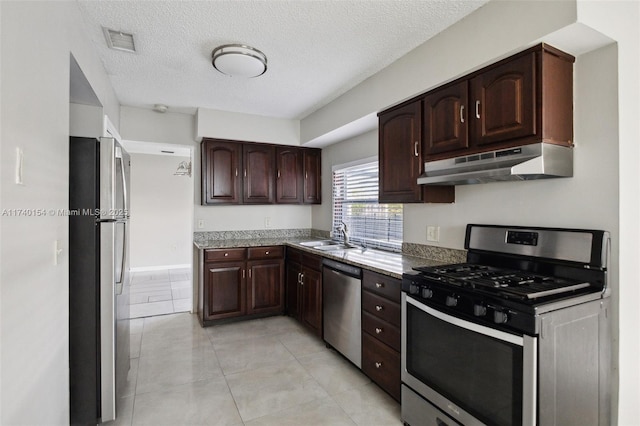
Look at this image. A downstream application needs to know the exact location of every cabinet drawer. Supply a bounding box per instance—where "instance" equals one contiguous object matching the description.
[362,270,401,303]
[362,311,400,352]
[205,248,246,262]
[362,291,401,327]
[362,332,400,401]
[248,246,284,260]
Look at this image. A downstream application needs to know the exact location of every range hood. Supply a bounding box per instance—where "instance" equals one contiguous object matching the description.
[417,143,573,186]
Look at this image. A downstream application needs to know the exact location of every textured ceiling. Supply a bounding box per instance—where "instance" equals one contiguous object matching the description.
[76,0,488,119]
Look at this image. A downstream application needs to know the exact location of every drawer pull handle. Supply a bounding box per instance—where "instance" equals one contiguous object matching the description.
[375,327,383,334]
[375,362,383,369]
[265,251,270,255]
[375,305,383,312]
[375,282,384,288]
[224,252,229,257]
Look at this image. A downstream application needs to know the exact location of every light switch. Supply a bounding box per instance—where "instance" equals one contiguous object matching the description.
[197,220,205,229]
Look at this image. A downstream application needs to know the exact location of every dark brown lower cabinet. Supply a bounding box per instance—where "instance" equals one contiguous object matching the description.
[198,246,284,326]
[361,270,402,401]
[362,332,401,401]
[247,259,284,315]
[203,260,246,321]
[285,248,322,337]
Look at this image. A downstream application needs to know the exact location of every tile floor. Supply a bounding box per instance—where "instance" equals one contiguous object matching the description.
[129,268,193,318]
[113,312,402,426]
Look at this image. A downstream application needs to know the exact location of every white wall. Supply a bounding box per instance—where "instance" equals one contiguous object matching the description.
[69,103,104,138]
[196,108,300,145]
[0,1,120,423]
[129,153,193,269]
[574,3,640,424]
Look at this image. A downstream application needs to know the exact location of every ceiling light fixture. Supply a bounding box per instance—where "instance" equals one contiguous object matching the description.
[211,44,267,78]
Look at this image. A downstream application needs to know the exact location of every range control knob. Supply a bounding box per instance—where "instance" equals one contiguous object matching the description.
[473,304,487,317]
[445,295,458,307]
[409,283,420,295]
[494,310,509,324]
[421,288,433,299]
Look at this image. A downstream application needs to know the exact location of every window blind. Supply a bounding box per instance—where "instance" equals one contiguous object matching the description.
[332,161,403,252]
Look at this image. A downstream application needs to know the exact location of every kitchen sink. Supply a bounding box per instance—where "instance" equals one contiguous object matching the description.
[312,243,358,251]
[299,240,336,247]
[298,240,359,251]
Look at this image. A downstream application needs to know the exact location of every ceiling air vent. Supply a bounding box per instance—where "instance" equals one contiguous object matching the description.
[102,27,136,53]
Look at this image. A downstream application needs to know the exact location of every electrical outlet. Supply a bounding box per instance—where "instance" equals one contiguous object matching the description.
[265,217,271,228]
[426,226,440,242]
[197,219,205,229]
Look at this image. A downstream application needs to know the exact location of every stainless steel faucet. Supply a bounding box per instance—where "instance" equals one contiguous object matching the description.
[340,221,350,246]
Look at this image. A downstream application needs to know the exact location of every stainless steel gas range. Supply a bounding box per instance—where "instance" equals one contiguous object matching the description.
[401,224,611,426]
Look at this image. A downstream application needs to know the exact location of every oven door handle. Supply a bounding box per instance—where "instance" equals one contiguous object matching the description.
[405,296,524,346]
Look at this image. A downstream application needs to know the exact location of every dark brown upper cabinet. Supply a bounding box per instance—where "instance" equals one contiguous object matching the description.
[243,144,275,204]
[423,80,469,156]
[201,139,242,205]
[470,52,536,147]
[378,101,454,203]
[202,138,321,206]
[276,147,303,204]
[302,148,322,204]
[421,44,574,161]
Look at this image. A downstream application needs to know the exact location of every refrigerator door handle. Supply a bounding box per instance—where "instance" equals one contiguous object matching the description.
[114,221,127,291]
[99,222,117,422]
[116,154,129,218]
[100,137,117,220]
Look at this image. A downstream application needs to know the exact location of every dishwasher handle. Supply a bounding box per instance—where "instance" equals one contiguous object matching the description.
[322,258,361,279]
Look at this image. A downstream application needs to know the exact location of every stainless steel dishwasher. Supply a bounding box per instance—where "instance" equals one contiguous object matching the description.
[322,258,362,368]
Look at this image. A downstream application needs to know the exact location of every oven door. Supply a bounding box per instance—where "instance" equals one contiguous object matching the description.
[401,293,537,426]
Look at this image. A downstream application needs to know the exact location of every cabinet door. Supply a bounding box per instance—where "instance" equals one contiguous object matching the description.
[202,140,242,205]
[378,101,423,203]
[470,52,536,147]
[285,261,302,320]
[302,149,322,204]
[243,144,275,204]
[301,266,322,336]
[276,147,303,204]
[423,81,469,155]
[203,261,246,320]
[247,259,284,315]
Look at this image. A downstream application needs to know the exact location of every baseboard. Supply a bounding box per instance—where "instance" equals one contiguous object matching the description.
[130,264,191,272]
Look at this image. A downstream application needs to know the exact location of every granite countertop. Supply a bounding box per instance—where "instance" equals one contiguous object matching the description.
[194,237,449,279]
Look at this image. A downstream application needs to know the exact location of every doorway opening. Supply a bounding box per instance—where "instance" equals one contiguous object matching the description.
[121,141,194,318]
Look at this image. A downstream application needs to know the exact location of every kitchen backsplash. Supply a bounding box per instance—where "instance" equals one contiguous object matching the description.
[194,229,464,262]
[193,228,329,243]
[402,242,466,263]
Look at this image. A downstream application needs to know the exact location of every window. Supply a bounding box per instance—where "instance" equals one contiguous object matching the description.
[332,159,403,252]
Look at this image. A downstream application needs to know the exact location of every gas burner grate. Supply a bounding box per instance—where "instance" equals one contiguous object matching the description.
[413,263,592,300]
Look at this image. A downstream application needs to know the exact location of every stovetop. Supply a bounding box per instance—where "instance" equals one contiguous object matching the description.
[402,224,609,336]
[412,263,592,301]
